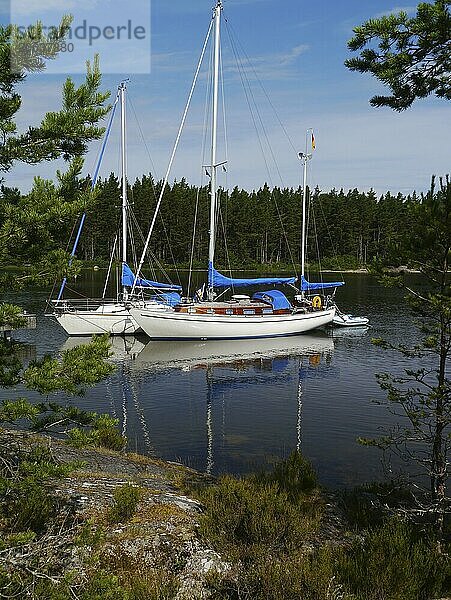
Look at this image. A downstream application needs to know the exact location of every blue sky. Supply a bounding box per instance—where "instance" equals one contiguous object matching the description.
[6,0,450,196]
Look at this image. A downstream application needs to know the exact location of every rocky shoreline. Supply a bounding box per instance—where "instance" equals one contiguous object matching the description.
[1,429,228,598]
[2,429,448,600]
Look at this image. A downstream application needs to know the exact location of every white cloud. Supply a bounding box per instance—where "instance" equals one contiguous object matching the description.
[373,6,417,19]
[224,44,309,81]
[11,0,100,17]
[226,0,271,5]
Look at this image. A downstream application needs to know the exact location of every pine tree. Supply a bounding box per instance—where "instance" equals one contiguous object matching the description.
[0,17,110,285]
[345,0,451,110]
[370,176,450,547]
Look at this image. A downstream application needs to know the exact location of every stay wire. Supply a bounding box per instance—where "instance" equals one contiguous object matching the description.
[189,27,215,298]
[225,20,298,276]
[128,93,182,288]
[128,208,177,288]
[132,18,214,296]
[218,194,234,296]
[224,17,298,156]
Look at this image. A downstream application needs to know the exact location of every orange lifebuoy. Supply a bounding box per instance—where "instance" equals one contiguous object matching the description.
[312,295,322,309]
[309,354,321,366]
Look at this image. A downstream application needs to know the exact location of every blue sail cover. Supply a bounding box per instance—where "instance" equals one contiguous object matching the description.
[300,275,345,292]
[252,290,292,310]
[209,262,296,288]
[151,292,181,306]
[122,264,182,290]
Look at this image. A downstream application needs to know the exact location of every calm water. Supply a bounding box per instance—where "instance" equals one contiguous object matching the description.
[3,271,424,488]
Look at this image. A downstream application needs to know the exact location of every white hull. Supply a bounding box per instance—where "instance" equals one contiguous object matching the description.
[332,313,369,327]
[135,333,334,370]
[54,302,171,336]
[130,306,335,340]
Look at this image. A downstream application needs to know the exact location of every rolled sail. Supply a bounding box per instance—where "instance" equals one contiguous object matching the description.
[122,264,182,290]
[209,263,296,288]
[299,275,344,291]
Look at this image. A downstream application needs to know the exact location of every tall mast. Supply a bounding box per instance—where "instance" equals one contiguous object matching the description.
[300,128,313,281]
[120,81,128,300]
[207,1,222,301]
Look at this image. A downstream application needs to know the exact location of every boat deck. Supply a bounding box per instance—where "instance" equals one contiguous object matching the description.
[175,300,292,316]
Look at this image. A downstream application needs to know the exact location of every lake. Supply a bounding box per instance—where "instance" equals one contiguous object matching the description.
[3,271,424,488]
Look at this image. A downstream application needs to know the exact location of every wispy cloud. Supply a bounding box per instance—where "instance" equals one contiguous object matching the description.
[373,6,417,19]
[224,44,309,81]
[157,0,271,15]
[225,0,271,5]
[11,0,101,17]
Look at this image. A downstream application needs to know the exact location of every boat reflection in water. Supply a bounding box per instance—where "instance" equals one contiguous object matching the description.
[59,333,336,476]
[134,333,334,370]
[60,334,147,360]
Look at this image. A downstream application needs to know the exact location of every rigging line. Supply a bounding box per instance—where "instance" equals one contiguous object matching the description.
[113,221,121,300]
[271,187,298,277]
[60,285,88,299]
[189,37,214,298]
[305,186,311,279]
[311,196,324,286]
[316,194,346,284]
[219,28,229,189]
[225,20,284,188]
[224,17,298,155]
[225,25,274,188]
[218,195,235,296]
[56,92,121,302]
[50,92,121,306]
[128,207,158,281]
[128,210,140,276]
[158,208,182,288]
[132,18,214,296]
[128,94,160,198]
[128,207,177,286]
[102,234,118,299]
[129,94,183,287]
[225,23,298,275]
[187,188,201,298]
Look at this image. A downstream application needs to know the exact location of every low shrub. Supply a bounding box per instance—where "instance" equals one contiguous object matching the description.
[196,453,322,559]
[337,517,447,600]
[253,450,318,501]
[107,483,142,524]
[207,546,350,600]
[96,425,127,451]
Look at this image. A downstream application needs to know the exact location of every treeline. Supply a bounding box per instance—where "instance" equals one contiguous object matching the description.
[71,174,420,269]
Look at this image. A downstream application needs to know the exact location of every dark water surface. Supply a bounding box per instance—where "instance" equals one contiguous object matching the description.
[3,271,424,488]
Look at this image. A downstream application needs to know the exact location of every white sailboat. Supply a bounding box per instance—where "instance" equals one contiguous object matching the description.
[50,82,182,336]
[131,2,343,341]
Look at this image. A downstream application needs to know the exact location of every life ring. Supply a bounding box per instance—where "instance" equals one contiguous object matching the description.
[312,295,322,309]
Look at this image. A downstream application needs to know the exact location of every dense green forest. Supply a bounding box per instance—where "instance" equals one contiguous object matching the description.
[0,172,424,273]
[63,173,419,271]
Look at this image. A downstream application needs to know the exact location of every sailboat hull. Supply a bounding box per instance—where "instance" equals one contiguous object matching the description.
[130,306,335,340]
[54,305,140,336]
[53,301,177,336]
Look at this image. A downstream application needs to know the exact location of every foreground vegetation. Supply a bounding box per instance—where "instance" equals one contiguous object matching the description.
[0,437,449,599]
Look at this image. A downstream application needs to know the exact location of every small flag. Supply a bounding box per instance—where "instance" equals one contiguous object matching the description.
[311,132,316,150]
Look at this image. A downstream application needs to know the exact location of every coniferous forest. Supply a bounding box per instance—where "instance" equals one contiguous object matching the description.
[73,173,419,270]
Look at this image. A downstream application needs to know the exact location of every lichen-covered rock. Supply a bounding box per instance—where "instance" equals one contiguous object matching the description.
[0,429,226,598]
